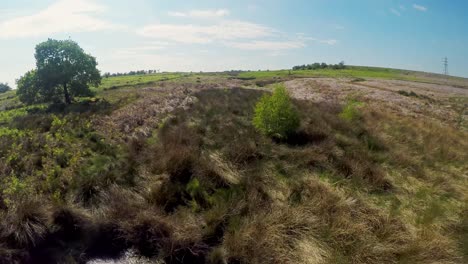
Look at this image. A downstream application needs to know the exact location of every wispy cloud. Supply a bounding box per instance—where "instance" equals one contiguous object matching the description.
[224,40,306,50]
[390,8,402,16]
[138,19,337,52]
[296,33,338,46]
[413,4,427,12]
[138,20,275,44]
[168,9,230,18]
[167,11,186,17]
[399,5,406,10]
[0,0,121,39]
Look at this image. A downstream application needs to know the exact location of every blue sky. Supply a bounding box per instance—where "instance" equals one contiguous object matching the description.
[1,0,468,86]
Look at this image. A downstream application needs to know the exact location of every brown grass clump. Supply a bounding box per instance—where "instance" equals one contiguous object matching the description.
[0,198,50,248]
[223,206,328,264]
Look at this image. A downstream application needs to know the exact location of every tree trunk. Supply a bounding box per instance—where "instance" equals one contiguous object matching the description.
[63,82,71,104]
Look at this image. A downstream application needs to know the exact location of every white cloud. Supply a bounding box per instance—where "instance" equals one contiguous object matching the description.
[399,5,406,10]
[168,9,230,18]
[225,40,306,50]
[295,33,337,45]
[137,20,337,50]
[413,4,427,12]
[167,11,187,17]
[138,20,275,44]
[0,0,121,39]
[390,8,402,16]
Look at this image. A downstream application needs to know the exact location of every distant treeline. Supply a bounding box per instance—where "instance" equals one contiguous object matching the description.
[292,61,346,71]
[0,82,12,93]
[102,70,160,78]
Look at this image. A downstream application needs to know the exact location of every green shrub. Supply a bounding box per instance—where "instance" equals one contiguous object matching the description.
[2,176,28,206]
[0,83,12,93]
[339,99,363,121]
[253,85,300,139]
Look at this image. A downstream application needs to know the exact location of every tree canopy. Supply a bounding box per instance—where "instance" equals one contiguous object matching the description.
[0,83,12,93]
[16,39,101,105]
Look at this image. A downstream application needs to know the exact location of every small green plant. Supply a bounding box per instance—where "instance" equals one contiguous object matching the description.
[339,99,363,121]
[3,175,28,206]
[253,84,300,139]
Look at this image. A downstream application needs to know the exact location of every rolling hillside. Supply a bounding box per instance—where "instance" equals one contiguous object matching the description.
[0,67,467,264]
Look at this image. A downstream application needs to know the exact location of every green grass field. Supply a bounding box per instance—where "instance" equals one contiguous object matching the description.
[237,66,468,87]
[92,66,468,92]
[97,72,185,90]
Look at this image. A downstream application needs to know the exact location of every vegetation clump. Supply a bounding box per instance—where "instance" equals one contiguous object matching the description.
[0,83,11,93]
[293,61,345,70]
[339,99,363,121]
[253,85,300,139]
[16,39,101,105]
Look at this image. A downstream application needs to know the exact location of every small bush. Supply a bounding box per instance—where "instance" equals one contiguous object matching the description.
[339,100,363,121]
[0,83,12,93]
[253,85,300,139]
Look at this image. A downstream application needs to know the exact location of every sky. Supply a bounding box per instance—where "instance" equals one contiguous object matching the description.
[1,0,468,87]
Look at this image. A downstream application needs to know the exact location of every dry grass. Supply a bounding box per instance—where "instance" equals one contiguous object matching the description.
[1,85,467,263]
[0,197,50,248]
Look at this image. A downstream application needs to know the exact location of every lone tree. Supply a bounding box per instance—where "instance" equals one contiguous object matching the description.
[17,39,101,105]
[0,83,12,93]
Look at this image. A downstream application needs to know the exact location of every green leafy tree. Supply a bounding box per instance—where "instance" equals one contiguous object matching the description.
[253,85,300,139]
[0,82,12,93]
[16,39,101,105]
[16,70,41,104]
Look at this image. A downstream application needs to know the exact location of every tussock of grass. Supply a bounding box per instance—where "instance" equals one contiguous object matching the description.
[0,198,49,248]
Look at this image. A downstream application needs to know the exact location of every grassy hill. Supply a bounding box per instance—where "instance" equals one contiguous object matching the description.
[0,67,467,263]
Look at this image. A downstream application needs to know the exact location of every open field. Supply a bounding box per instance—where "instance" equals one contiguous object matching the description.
[0,67,467,263]
[238,66,468,88]
[98,73,185,91]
